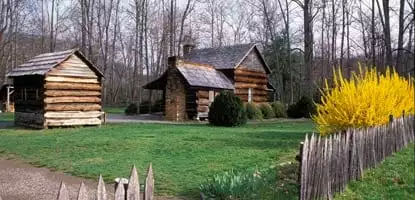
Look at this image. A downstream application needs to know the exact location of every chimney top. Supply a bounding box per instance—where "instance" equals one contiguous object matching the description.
[183,35,196,56]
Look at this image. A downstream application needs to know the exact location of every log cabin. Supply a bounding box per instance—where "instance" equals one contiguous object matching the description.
[6,49,104,128]
[143,42,275,121]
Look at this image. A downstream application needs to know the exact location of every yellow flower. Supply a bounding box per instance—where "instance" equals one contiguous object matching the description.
[313,65,414,135]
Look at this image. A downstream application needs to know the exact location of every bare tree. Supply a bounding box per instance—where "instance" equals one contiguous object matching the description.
[396,0,405,73]
[294,0,316,97]
[177,0,195,55]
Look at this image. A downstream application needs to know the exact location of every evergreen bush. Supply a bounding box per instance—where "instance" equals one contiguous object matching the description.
[151,100,164,113]
[287,96,315,119]
[124,103,138,115]
[139,101,151,114]
[208,92,247,126]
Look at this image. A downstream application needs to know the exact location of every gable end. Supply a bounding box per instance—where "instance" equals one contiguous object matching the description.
[235,45,271,74]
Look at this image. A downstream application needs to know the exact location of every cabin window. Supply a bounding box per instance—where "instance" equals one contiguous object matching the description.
[209,90,215,103]
[248,88,252,102]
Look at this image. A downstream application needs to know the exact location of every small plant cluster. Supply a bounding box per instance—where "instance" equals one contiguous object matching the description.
[124,100,164,115]
[287,96,316,119]
[244,101,287,120]
[313,66,415,135]
[209,91,247,126]
[199,164,299,200]
[199,168,277,200]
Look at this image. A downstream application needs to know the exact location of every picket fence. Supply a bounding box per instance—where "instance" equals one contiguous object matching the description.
[0,164,154,200]
[58,164,153,200]
[299,115,414,200]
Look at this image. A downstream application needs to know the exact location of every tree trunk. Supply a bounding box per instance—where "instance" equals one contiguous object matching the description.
[396,0,405,73]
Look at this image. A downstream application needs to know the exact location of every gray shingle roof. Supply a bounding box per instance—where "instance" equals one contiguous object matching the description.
[7,49,103,77]
[183,43,254,70]
[177,63,234,90]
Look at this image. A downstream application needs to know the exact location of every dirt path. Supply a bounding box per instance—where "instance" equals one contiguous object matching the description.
[0,158,183,200]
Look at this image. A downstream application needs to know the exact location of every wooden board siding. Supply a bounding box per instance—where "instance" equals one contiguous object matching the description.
[234,68,268,103]
[44,54,102,127]
[47,55,99,79]
[239,49,266,73]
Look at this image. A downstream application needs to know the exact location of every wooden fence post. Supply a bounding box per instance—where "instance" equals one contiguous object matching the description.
[127,165,140,200]
[144,163,154,200]
[297,141,304,200]
[97,175,107,200]
[57,182,70,200]
[115,179,126,200]
[77,182,88,200]
[298,115,414,200]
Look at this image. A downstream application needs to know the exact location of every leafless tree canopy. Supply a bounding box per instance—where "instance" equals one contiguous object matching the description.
[1,0,414,104]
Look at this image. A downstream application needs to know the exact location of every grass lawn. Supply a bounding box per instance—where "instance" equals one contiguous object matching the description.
[103,106,126,114]
[0,112,14,122]
[0,113,314,197]
[335,144,415,200]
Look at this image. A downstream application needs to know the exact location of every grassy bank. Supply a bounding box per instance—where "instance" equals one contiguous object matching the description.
[335,144,415,200]
[0,119,314,197]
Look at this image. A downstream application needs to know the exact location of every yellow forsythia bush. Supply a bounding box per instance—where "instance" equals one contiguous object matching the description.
[313,65,414,135]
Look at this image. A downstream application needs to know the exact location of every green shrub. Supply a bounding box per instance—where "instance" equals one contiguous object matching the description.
[208,91,247,126]
[270,101,287,118]
[199,168,277,200]
[259,103,275,119]
[151,99,164,113]
[245,103,263,120]
[138,101,151,114]
[287,96,316,118]
[124,103,138,115]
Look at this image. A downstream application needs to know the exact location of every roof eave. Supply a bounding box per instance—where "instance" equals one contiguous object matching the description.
[74,50,105,78]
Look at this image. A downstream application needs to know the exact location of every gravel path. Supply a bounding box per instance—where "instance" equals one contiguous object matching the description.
[105,113,208,124]
[0,158,102,200]
[0,158,183,200]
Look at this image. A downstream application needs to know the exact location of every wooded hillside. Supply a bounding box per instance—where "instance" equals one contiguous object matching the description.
[1,0,413,105]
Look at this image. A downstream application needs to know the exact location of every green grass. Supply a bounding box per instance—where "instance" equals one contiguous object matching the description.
[0,120,314,197]
[0,112,14,122]
[335,144,415,200]
[103,106,126,114]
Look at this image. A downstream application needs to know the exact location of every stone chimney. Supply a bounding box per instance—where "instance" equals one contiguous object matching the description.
[182,35,195,56]
[168,56,177,69]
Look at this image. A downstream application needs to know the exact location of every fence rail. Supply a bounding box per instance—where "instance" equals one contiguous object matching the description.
[299,115,414,200]
[0,163,154,200]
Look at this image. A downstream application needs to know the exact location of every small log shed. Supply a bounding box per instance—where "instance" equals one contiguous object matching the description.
[6,49,104,129]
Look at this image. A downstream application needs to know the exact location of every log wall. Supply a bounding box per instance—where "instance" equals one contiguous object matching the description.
[233,68,268,103]
[195,90,219,119]
[43,54,103,127]
[186,89,197,119]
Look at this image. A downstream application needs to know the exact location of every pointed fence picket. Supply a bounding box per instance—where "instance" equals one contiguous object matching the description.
[299,115,415,200]
[33,163,155,200]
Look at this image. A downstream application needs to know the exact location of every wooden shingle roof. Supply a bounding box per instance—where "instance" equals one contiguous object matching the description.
[177,63,234,90]
[183,43,271,73]
[7,49,103,77]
